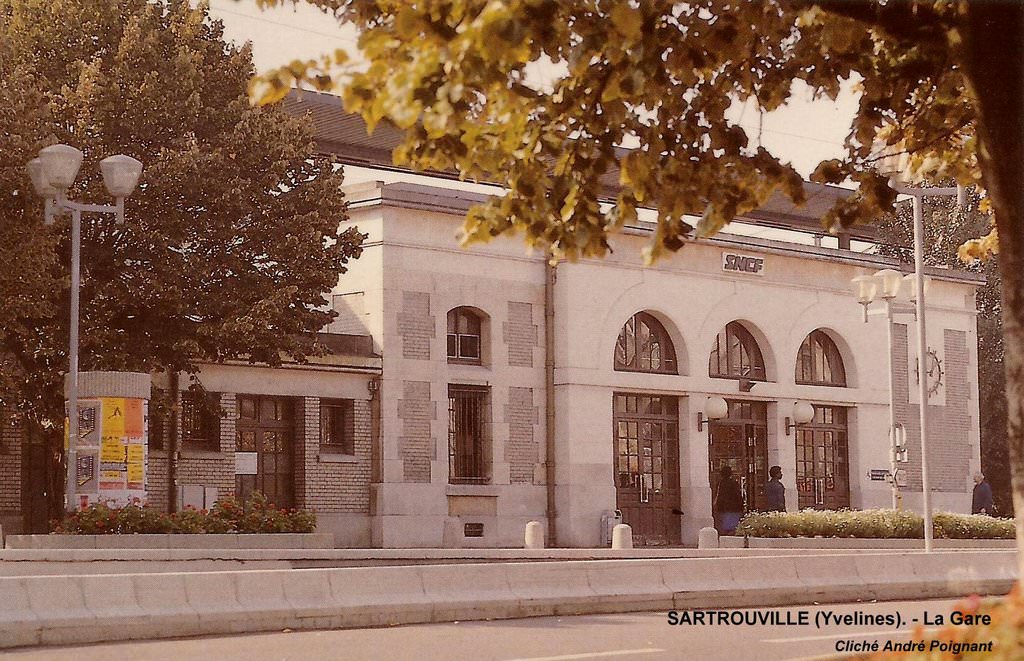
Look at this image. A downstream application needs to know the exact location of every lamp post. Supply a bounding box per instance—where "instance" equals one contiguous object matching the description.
[866,147,964,552]
[852,269,929,511]
[26,145,143,512]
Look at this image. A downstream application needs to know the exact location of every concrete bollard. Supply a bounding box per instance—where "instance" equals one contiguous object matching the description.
[611,523,633,549]
[524,521,544,549]
[697,526,719,549]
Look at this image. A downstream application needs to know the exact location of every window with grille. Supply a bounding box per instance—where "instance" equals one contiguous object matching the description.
[614,312,677,374]
[447,307,483,363]
[320,399,355,454]
[448,385,490,484]
[709,322,766,381]
[796,330,847,386]
[181,390,221,451]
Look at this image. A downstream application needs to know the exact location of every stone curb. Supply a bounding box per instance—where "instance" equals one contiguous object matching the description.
[0,550,1016,649]
[4,533,334,550]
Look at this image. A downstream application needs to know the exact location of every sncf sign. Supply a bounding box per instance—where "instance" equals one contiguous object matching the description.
[722,252,766,275]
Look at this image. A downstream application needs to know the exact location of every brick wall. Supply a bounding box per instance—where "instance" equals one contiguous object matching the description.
[297,396,373,513]
[0,411,22,514]
[504,387,539,483]
[398,291,434,360]
[174,392,236,500]
[397,381,435,483]
[503,301,539,367]
[893,326,972,492]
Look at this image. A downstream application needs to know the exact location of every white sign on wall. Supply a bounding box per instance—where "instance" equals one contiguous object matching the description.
[722,252,766,276]
[235,452,258,475]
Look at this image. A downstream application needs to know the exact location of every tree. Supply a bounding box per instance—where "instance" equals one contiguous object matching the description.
[0,0,361,423]
[877,191,1010,515]
[252,1,1024,565]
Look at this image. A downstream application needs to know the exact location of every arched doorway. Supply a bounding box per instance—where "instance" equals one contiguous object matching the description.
[611,312,682,545]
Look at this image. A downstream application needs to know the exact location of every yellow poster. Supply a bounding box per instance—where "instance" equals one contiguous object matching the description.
[126,462,144,483]
[103,397,126,438]
[127,444,144,463]
[101,437,126,462]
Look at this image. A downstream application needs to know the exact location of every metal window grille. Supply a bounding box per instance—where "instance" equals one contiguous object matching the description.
[320,399,355,454]
[181,391,221,451]
[448,385,489,484]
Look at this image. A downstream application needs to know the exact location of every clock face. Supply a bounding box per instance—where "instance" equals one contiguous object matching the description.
[916,349,944,396]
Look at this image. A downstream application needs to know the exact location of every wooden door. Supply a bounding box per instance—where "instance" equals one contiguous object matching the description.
[795,406,850,509]
[708,401,769,513]
[613,393,680,546]
[235,396,295,508]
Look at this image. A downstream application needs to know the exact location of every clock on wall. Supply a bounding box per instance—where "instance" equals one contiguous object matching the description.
[916,348,944,397]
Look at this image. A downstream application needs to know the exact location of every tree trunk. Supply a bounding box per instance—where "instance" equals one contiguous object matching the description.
[963,3,1024,573]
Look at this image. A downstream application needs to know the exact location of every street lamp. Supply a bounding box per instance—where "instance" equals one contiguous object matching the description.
[869,143,964,552]
[25,144,143,512]
[851,269,921,511]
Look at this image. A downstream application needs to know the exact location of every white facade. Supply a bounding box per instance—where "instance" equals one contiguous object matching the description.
[336,181,982,548]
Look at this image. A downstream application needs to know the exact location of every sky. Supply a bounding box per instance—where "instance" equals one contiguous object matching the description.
[206,1,867,248]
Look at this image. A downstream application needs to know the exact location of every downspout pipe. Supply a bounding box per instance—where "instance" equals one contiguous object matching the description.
[545,260,558,547]
[168,371,179,513]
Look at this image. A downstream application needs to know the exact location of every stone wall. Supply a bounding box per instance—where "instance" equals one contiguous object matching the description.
[397,381,435,483]
[893,326,973,492]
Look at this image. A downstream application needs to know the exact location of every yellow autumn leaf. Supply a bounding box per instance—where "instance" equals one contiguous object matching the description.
[610,4,643,40]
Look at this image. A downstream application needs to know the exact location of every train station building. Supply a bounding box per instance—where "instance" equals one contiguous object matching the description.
[1,93,983,547]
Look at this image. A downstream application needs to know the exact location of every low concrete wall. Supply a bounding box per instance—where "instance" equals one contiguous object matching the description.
[0,550,1016,649]
[4,533,333,550]
[719,536,1016,549]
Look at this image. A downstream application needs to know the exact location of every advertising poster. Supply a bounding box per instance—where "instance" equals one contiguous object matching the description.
[67,396,148,508]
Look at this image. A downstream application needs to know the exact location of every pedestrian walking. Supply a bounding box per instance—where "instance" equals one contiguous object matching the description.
[972,472,994,515]
[713,465,744,535]
[766,465,786,512]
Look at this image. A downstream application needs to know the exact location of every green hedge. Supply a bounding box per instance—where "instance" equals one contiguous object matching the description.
[52,492,316,534]
[735,509,1014,539]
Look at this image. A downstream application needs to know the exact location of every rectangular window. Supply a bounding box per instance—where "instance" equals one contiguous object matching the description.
[448,385,490,484]
[320,399,355,454]
[181,391,221,451]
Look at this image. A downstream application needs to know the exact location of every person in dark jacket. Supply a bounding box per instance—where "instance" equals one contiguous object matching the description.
[972,472,994,515]
[766,465,786,512]
[713,465,744,535]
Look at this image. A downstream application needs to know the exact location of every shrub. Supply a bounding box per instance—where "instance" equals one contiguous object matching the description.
[53,493,317,534]
[865,584,1024,660]
[736,509,1009,539]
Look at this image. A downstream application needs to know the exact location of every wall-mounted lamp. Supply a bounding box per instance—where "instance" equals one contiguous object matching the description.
[784,401,816,436]
[697,396,728,432]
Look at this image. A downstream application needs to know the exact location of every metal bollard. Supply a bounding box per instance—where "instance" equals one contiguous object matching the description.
[524,520,544,549]
[697,526,719,549]
[611,523,633,549]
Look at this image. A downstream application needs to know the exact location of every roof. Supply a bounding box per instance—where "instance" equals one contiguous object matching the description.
[281,90,877,240]
[347,180,985,286]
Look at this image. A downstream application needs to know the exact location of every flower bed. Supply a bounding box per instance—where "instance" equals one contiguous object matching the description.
[52,492,316,534]
[736,509,1014,539]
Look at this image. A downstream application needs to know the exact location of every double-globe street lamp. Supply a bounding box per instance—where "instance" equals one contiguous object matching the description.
[852,269,930,511]
[853,149,964,552]
[26,145,143,512]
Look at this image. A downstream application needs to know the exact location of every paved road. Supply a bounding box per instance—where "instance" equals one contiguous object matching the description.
[1,597,989,661]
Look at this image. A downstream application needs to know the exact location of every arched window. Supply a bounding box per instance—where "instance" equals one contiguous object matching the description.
[614,312,677,374]
[796,330,847,386]
[447,307,482,363]
[709,322,766,380]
